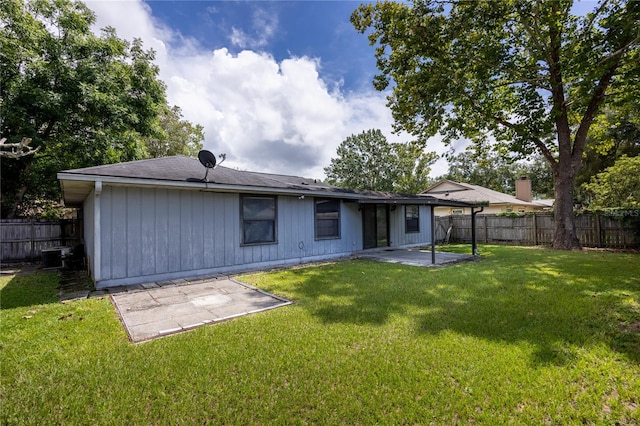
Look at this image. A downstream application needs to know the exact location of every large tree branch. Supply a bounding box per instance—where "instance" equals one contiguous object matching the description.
[572,62,620,161]
[0,138,40,159]
[581,0,612,37]
[548,3,572,162]
[459,90,557,168]
[596,31,640,67]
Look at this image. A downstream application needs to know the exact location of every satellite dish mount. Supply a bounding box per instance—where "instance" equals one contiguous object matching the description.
[190,150,226,183]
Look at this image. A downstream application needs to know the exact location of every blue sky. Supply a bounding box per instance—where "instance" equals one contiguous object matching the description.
[85,0,597,179]
[145,1,377,92]
[86,0,442,179]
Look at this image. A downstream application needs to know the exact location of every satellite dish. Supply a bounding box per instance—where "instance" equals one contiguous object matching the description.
[198,150,216,169]
[188,150,226,183]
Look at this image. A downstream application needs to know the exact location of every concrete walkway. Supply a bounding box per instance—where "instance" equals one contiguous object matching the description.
[356,248,476,267]
[111,277,291,342]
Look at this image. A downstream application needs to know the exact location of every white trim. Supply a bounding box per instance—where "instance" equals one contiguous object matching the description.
[93,181,101,282]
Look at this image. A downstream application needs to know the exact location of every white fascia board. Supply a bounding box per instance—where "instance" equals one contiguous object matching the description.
[56,172,364,200]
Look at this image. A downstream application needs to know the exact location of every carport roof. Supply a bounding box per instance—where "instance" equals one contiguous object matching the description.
[58,155,481,208]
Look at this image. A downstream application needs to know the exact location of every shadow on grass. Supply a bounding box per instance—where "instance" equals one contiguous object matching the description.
[0,271,59,309]
[280,247,640,365]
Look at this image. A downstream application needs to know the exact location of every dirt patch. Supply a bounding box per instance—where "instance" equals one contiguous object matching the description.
[0,262,40,276]
[622,320,640,334]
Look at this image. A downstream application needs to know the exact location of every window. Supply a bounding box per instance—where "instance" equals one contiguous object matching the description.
[241,195,277,244]
[405,205,420,233]
[315,198,340,239]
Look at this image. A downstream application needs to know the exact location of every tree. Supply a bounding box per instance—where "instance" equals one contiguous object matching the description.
[443,147,516,194]
[324,129,437,193]
[575,105,640,205]
[582,155,640,209]
[442,147,554,198]
[143,105,204,158]
[352,0,640,249]
[0,137,39,158]
[0,0,167,218]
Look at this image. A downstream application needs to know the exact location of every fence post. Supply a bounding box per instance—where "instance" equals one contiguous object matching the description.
[30,220,35,261]
[483,215,488,243]
[533,213,538,246]
[596,212,603,248]
[60,219,67,246]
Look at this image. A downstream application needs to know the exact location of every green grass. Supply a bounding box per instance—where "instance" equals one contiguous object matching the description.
[1,245,639,424]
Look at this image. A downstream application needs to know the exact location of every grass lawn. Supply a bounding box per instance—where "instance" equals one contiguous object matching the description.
[1,245,639,424]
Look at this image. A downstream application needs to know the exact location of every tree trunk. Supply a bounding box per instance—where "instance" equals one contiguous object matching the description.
[552,169,581,250]
[5,184,29,219]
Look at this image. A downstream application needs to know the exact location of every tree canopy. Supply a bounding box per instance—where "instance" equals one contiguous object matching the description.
[0,0,202,218]
[582,155,640,209]
[143,105,204,158]
[443,147,554,199]
[324,129,437,194]
[352,0,639,248]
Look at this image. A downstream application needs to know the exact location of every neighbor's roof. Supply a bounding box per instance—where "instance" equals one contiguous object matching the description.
[57,156,478,208]
[423,179,549,207]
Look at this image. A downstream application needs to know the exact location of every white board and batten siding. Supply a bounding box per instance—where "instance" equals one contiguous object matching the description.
[88,185,364,288]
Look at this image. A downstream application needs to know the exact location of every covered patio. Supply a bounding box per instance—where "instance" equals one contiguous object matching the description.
[355,247,476,268]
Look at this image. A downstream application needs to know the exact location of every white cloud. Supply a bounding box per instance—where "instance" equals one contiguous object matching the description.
[84,0,451,180]
[229,7,278,50]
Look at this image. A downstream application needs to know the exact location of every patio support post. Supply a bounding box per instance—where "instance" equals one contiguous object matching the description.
[94,181,102,282]
[471,206,484,256]
[431,206,436,264]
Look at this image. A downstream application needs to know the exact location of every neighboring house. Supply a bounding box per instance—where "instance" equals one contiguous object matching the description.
[58,156,473,288]
[422,178,553,216]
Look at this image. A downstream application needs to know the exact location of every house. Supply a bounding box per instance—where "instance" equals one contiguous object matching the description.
[58,155,474,288]
[422,178,553,216]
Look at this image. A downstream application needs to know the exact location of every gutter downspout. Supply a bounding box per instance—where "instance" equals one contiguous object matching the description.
[471,206,484,256]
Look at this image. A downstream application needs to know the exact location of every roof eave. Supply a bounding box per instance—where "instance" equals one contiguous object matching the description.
[57,172,368,201]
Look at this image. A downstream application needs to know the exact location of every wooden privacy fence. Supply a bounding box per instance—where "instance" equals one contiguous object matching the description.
[435,212,640,248]
[1,219,81,262]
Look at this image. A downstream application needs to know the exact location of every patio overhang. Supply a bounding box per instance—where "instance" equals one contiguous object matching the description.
[354,196,487,264]
[355,196,481,208]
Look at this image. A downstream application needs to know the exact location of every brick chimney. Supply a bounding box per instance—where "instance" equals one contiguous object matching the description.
[515,176,532,202]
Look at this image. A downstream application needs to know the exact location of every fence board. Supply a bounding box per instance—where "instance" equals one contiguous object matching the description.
[1,219,81,262]
[435,212,639,248]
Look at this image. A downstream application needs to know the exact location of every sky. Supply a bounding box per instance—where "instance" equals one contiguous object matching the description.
[85,0,456,179]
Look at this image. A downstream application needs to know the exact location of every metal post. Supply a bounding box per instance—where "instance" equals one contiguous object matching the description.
[471,206,484,256]
[471,208,477,255]
[431,206,436,264]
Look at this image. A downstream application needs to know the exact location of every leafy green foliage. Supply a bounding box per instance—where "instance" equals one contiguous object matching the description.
[443,147,554,198]
[351,0,640,248]
[142,105,204,158]
[2,246,639,423]
[575,105,640,204]
[582,155,640,209]
[0,0,176,217]
[324,129,437,193]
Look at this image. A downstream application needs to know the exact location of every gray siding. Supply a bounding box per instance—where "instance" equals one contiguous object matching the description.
[96,186,363,287]
[83,189,95,279]
[389,205,432,248]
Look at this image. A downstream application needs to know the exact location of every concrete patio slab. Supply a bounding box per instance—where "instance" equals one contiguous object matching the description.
[356,248,476,267]
[111,278,291,342]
